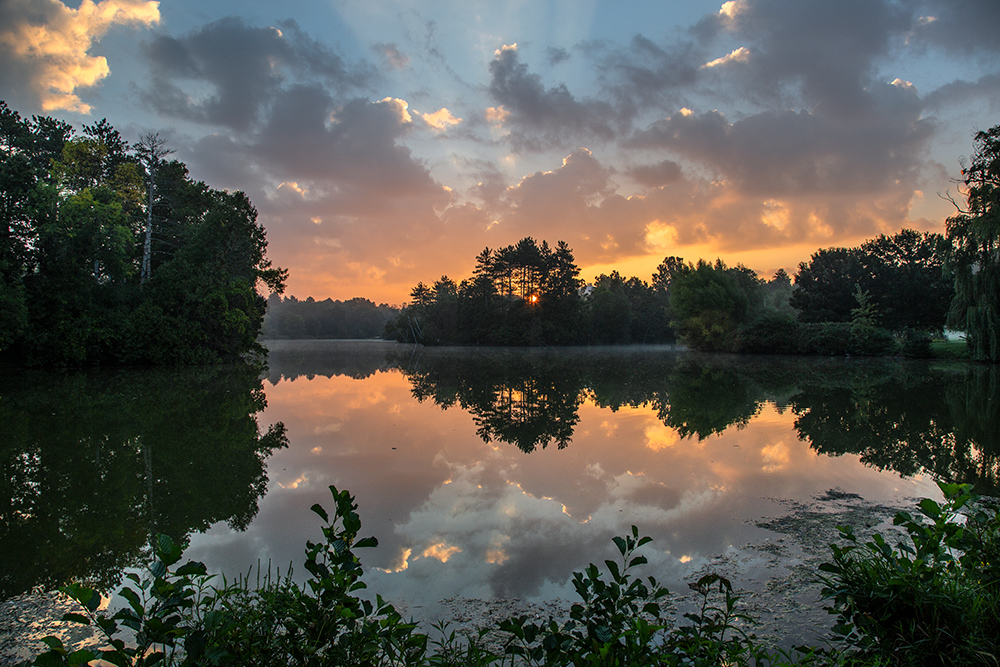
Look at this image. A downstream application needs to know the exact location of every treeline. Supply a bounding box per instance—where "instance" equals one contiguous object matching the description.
[385,230,951,356]
[388,124,1000,361]
[0,101,285,366]
[385,237,683,346]
[262,295,397,339]
[666,228,953,357]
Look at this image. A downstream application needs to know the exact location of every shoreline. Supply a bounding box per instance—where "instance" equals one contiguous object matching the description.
[1,489,909,664]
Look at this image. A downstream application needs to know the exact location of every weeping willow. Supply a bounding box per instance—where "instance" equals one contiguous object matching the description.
[947,124,1000,362]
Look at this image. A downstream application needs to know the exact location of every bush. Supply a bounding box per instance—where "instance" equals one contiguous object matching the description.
[799,322,852,356]
[899,329,932,358]
[847,325,898,357]
[735,311,802,354]
[819,482,1000,666]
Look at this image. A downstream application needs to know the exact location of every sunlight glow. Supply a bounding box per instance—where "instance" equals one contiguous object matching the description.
[702,47,751,68]
[423,542,462,563]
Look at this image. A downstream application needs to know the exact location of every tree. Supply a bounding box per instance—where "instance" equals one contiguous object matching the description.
[946,125,1000,362]
[790,247,865,323]
[135,132,174,284]
[669,259,759,351]
[588,272,633,344]
[861,229,953,331]
[0,102,286,365]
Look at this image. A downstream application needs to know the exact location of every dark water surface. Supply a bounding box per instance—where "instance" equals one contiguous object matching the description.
[3,341,998,628]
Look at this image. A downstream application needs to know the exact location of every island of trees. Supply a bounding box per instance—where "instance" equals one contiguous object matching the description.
[387,124,1000,363]
[0,101,286,366]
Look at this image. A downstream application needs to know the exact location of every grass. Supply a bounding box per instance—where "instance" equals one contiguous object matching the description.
[929,339,970,359]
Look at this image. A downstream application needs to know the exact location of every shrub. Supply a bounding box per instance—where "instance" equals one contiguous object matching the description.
[847,325,897,357]
[819,482,1000,666]
[799,322,852,356]
[735,311,802,354]
[28,484,1000,667]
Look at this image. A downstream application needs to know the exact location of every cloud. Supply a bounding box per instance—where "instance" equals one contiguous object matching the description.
[625,159,683,188]
[0,0,159,113]
[141,16,374,130]
[701,46,751,69]
[545,46,570,66]
[418,107,462,131]
[487,43,619,152]
[907,0,1000,56]
[631,89,934,198]
[924,72,1000,111]
[375,42,410,69]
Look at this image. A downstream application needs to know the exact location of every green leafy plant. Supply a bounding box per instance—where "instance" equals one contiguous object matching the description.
[31,483,1000,666]
[30,534,219,666]
[818,482,1000,666]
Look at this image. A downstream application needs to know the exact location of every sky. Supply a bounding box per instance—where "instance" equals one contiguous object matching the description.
[1,0,998,304]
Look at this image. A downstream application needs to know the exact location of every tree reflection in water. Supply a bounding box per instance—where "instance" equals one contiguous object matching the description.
[390,347,999,493]
[0,363,287,599]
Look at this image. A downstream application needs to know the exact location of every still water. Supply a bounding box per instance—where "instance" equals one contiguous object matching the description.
[3,341,998,629]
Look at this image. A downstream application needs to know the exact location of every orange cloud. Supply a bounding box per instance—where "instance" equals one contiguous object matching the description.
[419,108,462,131]
[0,0,160,113]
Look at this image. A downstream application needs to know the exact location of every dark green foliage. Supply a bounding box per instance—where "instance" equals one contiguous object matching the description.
[946,125,1000,362]
[798,322,852,356]
[898,329,932,358]
[669,259,760,351]
[27,487,780,667]
[819,482,1000,666]
[387,239,679,347]
[588,271,634,344]
[792,231,953,333]
[735,311,801,354]
[0,101,285,366]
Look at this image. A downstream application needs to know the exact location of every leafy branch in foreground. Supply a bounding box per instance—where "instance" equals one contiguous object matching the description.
[26,482,1000,666]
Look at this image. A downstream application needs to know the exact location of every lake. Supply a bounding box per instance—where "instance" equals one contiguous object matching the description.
[3,340,997,646]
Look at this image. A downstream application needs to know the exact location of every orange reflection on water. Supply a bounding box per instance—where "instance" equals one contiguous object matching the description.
[186,358,941,623]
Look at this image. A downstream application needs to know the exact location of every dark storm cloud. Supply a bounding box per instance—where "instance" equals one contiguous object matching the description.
[141,17,374,130]
[488,45,619,152]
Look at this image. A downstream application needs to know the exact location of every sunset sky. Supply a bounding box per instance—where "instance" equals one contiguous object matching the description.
[2,0,998,304]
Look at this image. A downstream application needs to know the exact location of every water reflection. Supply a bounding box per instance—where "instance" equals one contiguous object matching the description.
[191,341,1000,631]
[9,340,997,637]
[0,363,287,599]
[374,346,1000,492]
